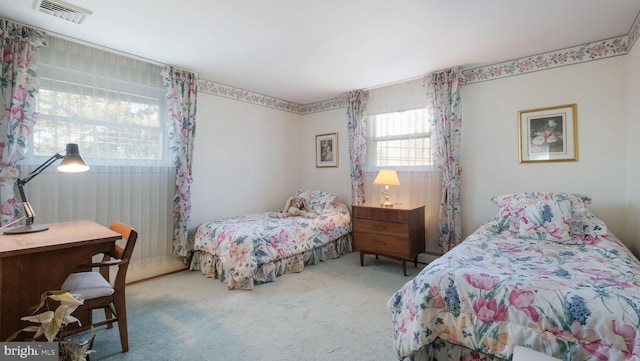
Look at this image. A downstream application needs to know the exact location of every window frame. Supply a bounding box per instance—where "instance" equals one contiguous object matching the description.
[366,108,437,172]
[25,69,169,168]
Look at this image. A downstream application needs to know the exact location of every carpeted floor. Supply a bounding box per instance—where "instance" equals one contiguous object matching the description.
[82,251,425,361]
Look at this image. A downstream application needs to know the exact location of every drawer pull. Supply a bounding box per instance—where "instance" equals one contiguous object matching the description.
[373,225,387,230]
[375,240,387,245]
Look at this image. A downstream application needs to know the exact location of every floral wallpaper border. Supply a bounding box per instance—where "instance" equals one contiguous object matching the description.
[196,79,351,115]
[461,34,631,84]
[630,11,640,48]
[298,97,348,114]
[196,80,303,114]
[198,12,640,115]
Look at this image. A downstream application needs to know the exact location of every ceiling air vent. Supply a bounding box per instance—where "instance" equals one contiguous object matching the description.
[32,0,93,24]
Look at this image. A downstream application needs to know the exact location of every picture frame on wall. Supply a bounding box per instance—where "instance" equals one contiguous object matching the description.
[518,104,578,163]
[316,133,338,168]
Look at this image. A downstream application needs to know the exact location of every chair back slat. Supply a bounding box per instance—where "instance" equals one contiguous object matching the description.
[109,221,138,287]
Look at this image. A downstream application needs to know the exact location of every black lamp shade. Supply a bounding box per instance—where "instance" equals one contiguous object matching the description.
[58,143,89,173]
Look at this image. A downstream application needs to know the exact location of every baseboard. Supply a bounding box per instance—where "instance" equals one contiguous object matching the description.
[126,267,189,286]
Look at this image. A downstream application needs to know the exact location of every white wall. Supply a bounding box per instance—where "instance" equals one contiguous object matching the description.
[299,108,353,205]
[461,56,629,245]
[190,48,636,258]
[625,42,640,256]
[189,93,302,230]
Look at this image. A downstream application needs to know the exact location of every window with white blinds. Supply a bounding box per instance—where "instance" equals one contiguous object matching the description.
[29,35,168,167]
[367,108,433,169]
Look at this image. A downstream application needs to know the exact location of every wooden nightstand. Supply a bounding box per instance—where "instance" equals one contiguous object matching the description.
[352,205,425,276]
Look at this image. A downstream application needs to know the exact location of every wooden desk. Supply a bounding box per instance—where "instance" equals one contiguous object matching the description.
[0,220,121,340]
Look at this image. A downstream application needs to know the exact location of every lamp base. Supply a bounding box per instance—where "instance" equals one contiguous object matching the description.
[380,188,394,208]
[3,224,50,235]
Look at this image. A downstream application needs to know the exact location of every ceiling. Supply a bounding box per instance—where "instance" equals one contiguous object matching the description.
[1,0,639,104]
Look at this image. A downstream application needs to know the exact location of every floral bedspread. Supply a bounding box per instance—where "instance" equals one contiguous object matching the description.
[191,202,351,289]
[387,218,640,361]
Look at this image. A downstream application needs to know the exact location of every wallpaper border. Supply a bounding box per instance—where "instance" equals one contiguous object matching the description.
[461,34,630,84]
[198,12,640,115]
[196,80,302,114]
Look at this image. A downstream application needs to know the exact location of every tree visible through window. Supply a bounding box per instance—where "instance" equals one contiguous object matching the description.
[34,86,165,163]
[27,36,168,167]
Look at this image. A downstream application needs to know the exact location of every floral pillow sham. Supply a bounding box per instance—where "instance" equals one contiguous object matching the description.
[515,199,572,242]
[570,209,608,240]
[491,192,606,244]
[296,189,337,211]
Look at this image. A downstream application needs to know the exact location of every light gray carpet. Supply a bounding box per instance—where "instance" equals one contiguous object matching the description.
[85,251,425,361]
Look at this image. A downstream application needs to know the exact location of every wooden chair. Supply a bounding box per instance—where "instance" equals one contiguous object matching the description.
[61,221,138,353]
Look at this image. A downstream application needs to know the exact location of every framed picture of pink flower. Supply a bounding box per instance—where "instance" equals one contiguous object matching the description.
[518,104,578,163]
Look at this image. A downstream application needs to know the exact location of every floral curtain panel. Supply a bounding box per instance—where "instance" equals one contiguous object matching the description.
[0,19,46,226]
[426,67,464,252]
[346,90,369,206]
[162,66,198,257]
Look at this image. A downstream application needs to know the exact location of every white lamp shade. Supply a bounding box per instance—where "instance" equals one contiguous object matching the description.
[373,169,400,186]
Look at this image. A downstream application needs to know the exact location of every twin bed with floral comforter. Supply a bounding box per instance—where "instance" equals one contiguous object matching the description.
[388,192,640,361]
[189,190,352,290]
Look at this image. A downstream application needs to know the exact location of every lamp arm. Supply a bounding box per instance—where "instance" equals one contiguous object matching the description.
[15,153,63,226]
[16,182,35,226]
[18,153,64,185]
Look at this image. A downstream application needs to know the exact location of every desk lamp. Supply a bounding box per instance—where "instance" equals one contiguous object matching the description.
[373,169,400,208]
[4,143,89,234]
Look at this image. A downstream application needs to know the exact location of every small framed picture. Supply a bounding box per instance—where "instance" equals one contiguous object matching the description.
[518,104,578,163]
[315,133,338,168]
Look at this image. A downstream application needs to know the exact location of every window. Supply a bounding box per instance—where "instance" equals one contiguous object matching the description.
[367,108,433,169]
[363,81,442,254]
[26,37,167,167]
[34,84,166,165]
[18,36,174,273]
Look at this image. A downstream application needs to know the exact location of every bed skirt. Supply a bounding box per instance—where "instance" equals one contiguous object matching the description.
[402,338,508,361]
[190,233,352,290]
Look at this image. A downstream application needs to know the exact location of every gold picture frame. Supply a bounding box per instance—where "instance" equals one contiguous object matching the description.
[316,133,338,168]
[518,104,578,163]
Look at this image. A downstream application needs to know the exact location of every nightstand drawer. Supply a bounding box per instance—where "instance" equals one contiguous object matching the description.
[352,219,408,237]
[354,232,409,258]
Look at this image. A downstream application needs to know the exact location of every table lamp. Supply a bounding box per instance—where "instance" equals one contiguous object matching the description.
[373,169,400,208]
[4,143,90,235]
